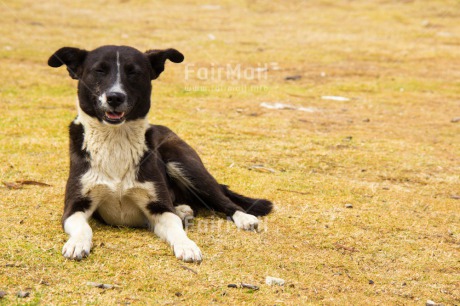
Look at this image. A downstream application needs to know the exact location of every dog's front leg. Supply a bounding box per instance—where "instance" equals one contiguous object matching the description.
[151,211,202,263]
[62,210,93,260]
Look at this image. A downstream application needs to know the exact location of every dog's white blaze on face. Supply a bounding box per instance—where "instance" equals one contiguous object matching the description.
[62,211,93,260]
[98,51,126,107]
[152,212,202,262]
[232,210,259,231]
[109,51,126,94]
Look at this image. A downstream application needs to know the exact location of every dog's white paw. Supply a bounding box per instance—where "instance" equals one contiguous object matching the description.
[173,238,202,263]
[62,236,92,260]
[175,204,194,222]
[232,211,259,231]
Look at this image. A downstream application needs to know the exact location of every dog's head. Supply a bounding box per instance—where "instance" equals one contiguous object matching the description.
[48,45,184,125]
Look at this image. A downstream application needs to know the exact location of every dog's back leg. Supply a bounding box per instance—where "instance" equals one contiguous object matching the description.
[166,161,260,230]
[220,184,273,216]
[155,127,272,230]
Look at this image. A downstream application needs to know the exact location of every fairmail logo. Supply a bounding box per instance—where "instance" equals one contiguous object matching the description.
[184,63,277,81]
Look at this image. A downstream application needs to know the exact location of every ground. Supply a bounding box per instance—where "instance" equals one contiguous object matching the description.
[1,0,459,305]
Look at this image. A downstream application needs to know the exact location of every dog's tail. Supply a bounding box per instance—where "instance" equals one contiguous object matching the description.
[221,185,273,216]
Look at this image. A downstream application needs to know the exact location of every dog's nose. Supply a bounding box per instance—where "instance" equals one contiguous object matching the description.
[106,92,127,107]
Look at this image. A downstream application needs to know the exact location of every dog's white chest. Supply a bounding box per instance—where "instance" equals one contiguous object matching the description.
[76,112,156,226]
[91,183,154,227]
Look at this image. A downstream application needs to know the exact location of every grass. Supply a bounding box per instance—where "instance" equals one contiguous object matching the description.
[1,0,459,304]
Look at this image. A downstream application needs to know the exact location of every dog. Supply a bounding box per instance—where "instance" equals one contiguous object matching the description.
[48,45,273,262]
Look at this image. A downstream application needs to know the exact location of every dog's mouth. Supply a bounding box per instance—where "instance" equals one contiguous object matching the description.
[104,111,126,124]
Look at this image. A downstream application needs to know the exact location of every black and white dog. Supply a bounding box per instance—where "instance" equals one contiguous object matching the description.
[48,45,272,263]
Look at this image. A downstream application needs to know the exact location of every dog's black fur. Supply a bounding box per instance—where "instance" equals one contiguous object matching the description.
[48,45,272,262]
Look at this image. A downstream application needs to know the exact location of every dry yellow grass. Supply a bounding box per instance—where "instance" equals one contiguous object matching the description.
[1,0,459,304]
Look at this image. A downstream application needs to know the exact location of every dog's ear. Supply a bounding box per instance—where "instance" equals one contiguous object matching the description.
[145,48,184,80]
[48,47,88,80]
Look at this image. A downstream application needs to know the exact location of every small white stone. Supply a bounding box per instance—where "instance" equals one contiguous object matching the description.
[266,276,285,286]
[321,95,350,102]
[426,300,443,306]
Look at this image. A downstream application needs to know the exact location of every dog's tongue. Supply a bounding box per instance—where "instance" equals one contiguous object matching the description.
[105,111,125,120]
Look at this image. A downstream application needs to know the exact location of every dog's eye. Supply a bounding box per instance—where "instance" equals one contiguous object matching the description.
[94,69,107,75]
[126,69,139,77]
[125,65,141,78]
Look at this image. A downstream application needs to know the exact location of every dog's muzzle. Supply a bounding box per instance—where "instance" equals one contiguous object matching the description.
[102,92,128,124]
